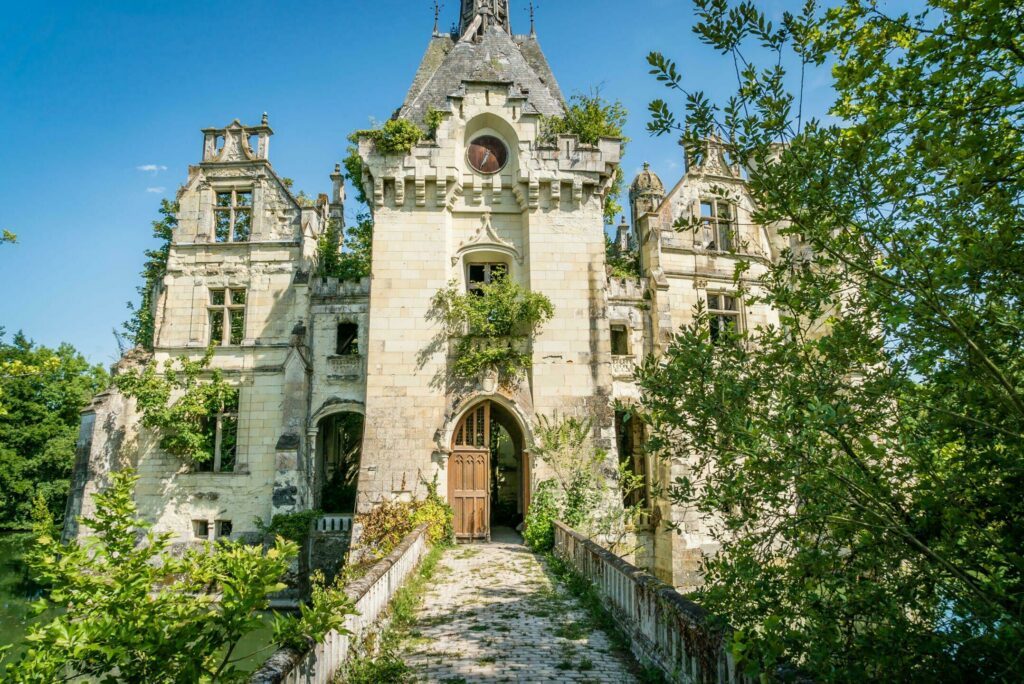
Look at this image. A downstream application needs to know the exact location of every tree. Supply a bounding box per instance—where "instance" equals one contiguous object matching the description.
[122,200,176,351]
[0,329,108,527]
[4,470,354,682]
[641,0,1024,680]
[543,91,629,223]
[316,214,373,283]
[1,230,15,245]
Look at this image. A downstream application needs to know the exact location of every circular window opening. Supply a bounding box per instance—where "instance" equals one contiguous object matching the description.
[467,135,509,175]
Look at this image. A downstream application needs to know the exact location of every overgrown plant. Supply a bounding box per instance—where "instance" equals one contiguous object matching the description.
[1,230,16,245]
[605,234,641,279]
[344,118,426,206]
[432,277,554,383]
[642,0,1024,679]
[255,509,323,544]
[121,199,176,351]
[4,470,354,682]
[542,91,629,223]
[115,347,238,468]
[316,214,373,282]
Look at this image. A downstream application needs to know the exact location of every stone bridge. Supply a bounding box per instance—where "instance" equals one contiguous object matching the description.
[253,524,751,684]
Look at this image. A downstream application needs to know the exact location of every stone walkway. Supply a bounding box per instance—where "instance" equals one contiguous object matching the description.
[400,528,640,683]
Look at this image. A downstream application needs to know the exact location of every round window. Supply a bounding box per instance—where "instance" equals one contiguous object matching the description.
[466,135,509,175]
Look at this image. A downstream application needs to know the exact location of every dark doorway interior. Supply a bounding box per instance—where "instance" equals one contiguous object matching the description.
[317,412,364,514]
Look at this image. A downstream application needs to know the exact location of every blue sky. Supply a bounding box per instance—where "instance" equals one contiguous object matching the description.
[0,0,836,364]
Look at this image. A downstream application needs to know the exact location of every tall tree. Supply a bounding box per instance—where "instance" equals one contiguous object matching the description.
[642,0,1024,680]
[122,199,176,351]
[0,329,108,527]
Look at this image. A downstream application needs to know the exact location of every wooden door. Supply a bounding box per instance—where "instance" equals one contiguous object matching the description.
[449,403,491,541]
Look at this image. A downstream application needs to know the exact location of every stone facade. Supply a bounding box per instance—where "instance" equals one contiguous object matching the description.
[66,1,788,590]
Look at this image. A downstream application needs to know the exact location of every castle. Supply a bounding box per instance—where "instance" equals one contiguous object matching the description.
[65,0,785,590]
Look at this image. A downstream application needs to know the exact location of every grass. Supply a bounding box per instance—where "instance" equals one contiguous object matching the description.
[337,543,450,683]
[544,552,668,684]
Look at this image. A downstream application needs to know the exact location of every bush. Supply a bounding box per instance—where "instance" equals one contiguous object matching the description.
[353,478,454,561]
[523,479,562,552]
[255,509,322,544]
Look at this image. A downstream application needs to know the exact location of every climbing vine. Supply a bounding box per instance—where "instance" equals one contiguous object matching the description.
[541,91,629,224]
[432,277,554,383]
[114,348,238,468]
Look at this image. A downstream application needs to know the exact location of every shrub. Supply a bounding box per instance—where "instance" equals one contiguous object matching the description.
[255,509,322,544]
[523,479,562,552]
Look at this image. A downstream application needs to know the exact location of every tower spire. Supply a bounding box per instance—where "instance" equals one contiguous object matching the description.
[459,0,511,37]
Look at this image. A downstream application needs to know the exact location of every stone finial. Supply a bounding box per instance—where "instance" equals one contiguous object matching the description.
[262,112,269,125]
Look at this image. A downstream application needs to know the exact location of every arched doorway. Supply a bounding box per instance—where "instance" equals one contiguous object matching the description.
[449,400,528,541]
[315,412,364,514]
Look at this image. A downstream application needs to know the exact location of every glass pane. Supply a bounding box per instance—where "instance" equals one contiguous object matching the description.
[216,192,232,207]
[219,415,238,473]
[700,201,714,218]
[719,225,733,251]
[229,309,245,345]
[724,296,737,311]
[214,210,231,242]
[233,209,251,242]
[235,191,253,207]
[211,289,226,306]
[209,311,224,346]
[707,294,720,310]
[716,202,732,219]
[230,289,246,305]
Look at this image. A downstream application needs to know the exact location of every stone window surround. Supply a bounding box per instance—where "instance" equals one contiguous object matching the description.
[208,287,247,347]
[699,197,737,252]
[705,289,744,341]
[609,322,631,357]
[210,184,256,243]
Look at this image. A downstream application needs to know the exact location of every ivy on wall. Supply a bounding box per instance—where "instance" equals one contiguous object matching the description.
[114,348,237,468]
[432,277,554,383]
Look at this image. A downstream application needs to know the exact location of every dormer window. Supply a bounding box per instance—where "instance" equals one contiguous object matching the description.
[214,189,253,243]
[700,199,735,252]
[467,262,508,295]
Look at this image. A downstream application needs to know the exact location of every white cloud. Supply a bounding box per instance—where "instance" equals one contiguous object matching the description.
[146,187,166,194]
[136,164,168,174]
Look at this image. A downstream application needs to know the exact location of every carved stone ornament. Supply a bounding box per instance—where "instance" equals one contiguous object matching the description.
[452,211,522,265]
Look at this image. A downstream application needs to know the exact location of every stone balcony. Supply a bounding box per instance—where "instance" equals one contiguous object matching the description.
[611,355,637,380]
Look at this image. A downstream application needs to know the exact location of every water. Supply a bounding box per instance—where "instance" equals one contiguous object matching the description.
[0,532,277,673]
[0,533,42,661]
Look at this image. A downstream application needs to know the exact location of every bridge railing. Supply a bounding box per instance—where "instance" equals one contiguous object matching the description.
[314,514,353,534]
[251,523,430,684]
[553,521,754,684]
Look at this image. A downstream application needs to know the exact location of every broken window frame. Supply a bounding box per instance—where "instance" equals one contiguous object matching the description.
[208,288,246,346]
[707,293,742,343]
[610,324,631,356]
[466,262,509,295]
[213,188,254,243]
[700,199,736,252]
[336,322,359,356]
[615,410,651,510]
[194,391,239,474]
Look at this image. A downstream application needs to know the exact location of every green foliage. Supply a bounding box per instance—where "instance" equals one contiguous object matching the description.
[272,571,353,652]
[344,118,426,207]
[644,0,1024,679]
[316,214,373,282]
[425,107,446,139]
[523,479,561,552]
[5,470,354,682]
[114,348,238,467]
[1,230,16,245]
[255,509,322,544]
[343,145,367,206]
[542,91,629,223]
[0,329,108,527]
[432,277,554,382]
[122,199,176,351]
[350,478,454,565]
[605,234,640,279]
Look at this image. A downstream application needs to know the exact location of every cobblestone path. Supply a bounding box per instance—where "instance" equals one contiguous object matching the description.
[400,529,640,683]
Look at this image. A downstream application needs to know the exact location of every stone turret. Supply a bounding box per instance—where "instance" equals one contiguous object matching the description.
[629,162,665,225]
[460,0,511,37]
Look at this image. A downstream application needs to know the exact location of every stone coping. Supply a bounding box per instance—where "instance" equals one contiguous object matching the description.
[250,523,430,683]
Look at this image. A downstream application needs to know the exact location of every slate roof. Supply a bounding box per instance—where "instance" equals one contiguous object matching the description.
[399,26,566,126]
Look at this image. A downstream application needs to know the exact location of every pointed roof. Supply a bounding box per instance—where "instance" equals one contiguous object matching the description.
[399,24,565,126]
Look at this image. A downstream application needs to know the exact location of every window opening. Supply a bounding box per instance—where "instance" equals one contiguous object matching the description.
[610,324,630,356]
[195,389,239,473]
[193,520,210,540]
[336,323,359,356]
[707,294,740,343]
[700,199,735,251]
[615,411,649,509]
[209,288,246,346]
[215,520,233,539]
[214,189,253,243]
[467,262,508,295]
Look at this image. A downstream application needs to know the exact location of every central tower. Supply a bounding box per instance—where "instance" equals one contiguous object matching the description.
[352,1,622,539]
[460,0,510,35]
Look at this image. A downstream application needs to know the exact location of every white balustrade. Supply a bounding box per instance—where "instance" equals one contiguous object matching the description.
[314,515,353,534]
